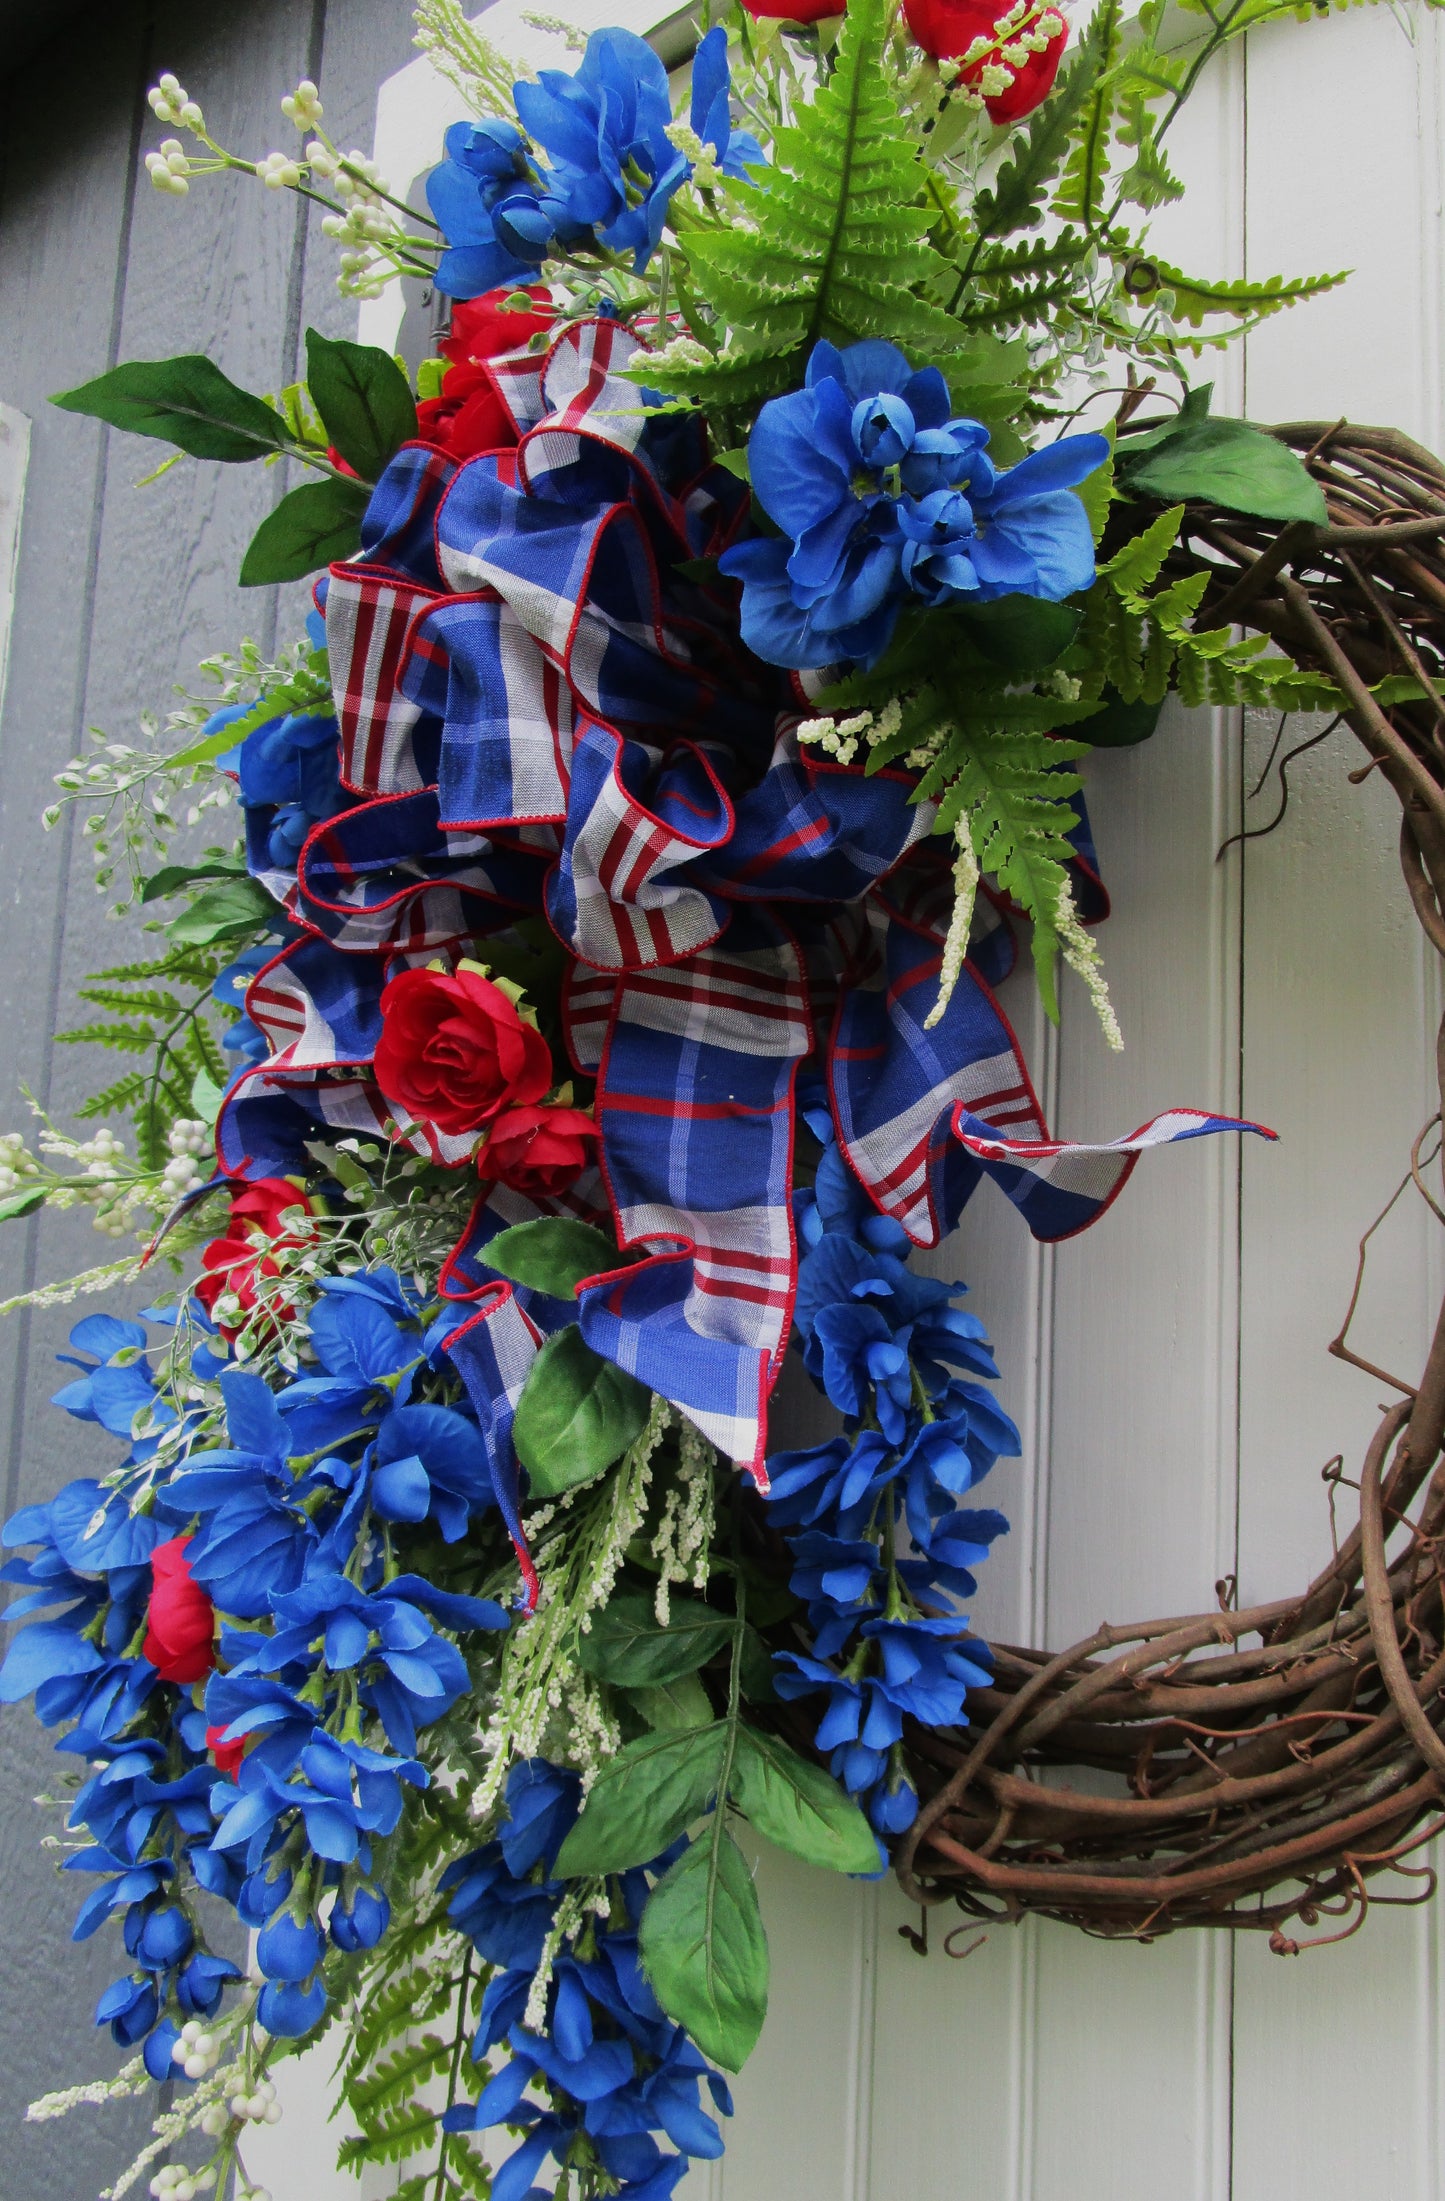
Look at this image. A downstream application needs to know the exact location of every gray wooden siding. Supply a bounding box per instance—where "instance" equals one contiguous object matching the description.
[0,6,417,2193]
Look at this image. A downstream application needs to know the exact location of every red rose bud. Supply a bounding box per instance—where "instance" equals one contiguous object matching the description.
[480,1103,599,1199]
[143,1536,217,1684]
[417,285,555,461]
[194,1175,315,1339]
[445,286,555,363]
[374,965,553,1141]
[904,0,1067,122]
[206,1723,245,1779]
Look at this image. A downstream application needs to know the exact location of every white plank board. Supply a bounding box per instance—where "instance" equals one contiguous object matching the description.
[0,402,29,726]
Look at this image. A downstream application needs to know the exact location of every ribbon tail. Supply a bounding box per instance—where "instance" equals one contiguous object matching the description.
[439,1286,543,1613]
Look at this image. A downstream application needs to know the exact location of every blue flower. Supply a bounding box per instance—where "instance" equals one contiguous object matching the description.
[239,711,342,818]
[719,338,1109,670]
[369,1402,496,1542]
[156,1374,317,1620]
[898,1506,1010,1601]
[428,116,581,299]
[257,1976,327,2038]
[785,1530,880,1657]
[95,1972,159,2049]
[803,1301,913,1439]
[177,1950,242,2014]
[225,1571,504,1753]
[763,1429,896,1538]
[897,435,1107,606]
[256,1908,324,1983]
[330,1881,390,1952]
[430,27,760,296]
[209,1731,426,1871]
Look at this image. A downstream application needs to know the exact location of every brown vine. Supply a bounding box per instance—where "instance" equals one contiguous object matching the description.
[874,425,1445,1946]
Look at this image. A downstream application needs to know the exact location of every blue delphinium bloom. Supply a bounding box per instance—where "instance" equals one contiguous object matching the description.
[443,1759,732,2200]
[430,26,761,296]
[719,337,1110,670]
[235,709,346,876]
[428,115,583,298]
[759,1094,1021,1832]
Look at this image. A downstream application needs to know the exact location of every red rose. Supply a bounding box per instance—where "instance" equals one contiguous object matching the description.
[904,0,1067,121]
[739,0,844,19]
[143,1536,216,1684]
[479,1103,599,1198]
[194,1176,315,1339]
[417,285,555,462]
[206,1723,246,1779]
[373,966,553,1140]
[445,287,556,364]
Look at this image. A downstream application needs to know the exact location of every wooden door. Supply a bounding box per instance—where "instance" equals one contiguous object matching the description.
[243,6,1445,2196]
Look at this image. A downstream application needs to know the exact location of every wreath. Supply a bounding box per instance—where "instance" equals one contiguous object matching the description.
[3,3,1440,2198]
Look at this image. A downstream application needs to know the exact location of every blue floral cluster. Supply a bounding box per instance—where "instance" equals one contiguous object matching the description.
[763,1085,1017,1834]
[718,339,1112,669]
[0,1277,508,2070]
[428,26,762,296]
[442,1759,732,2201]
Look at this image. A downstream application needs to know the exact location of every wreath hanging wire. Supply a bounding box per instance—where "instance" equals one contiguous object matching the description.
[777,421,1445,1951]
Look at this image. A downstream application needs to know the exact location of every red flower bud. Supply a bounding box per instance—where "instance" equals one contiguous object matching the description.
[417,286,555,462]
[206,1724,246,1779]
[374,966,553,1141]
[903,0,1068,122]
[143,1536,216,1685]
[194,1176,315,1340]
[479,1103,599,1199]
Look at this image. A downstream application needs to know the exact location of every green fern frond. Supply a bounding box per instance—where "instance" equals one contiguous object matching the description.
[55,1020,158,1053]
[648,0,967,407]
[75,986,187,1022]
[1052,0,1124,226]
[971,6,1119,240]
[74,1071,149,1120]
[1149,258,1349,329]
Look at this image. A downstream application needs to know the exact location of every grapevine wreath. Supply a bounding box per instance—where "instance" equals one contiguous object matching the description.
[5,1,1445,2196]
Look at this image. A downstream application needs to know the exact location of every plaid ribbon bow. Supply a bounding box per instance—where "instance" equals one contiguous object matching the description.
[215,315,1270,1599]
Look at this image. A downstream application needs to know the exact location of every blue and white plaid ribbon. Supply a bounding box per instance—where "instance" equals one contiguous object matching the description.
[212,315,1270,1588]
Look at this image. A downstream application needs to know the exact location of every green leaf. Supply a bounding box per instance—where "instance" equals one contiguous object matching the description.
[483,1217,621,1300]
[730,1726,882,1874]
[639,1827,768,2072]
[1083,690,1164,747]
[577,1592,735,1687]
[304,329,418,483]
[52,356,288,462]
[1073,424,1116,544]
[239,476,370,587]
[955,595,1081,675]
[554,1725,727,1877]
[140,857,247,904]
[165,875,278,946]
[622,1675,716,1733]
[190,1066,225,1126]
[738,1626,779,1704]
[0,1187,46,1223]
[1146,256,1348,331]
[512,1325,653,1497]
[1117,415,1328,524]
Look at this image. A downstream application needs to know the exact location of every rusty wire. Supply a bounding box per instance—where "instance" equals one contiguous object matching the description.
[774,425,1445,1949]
